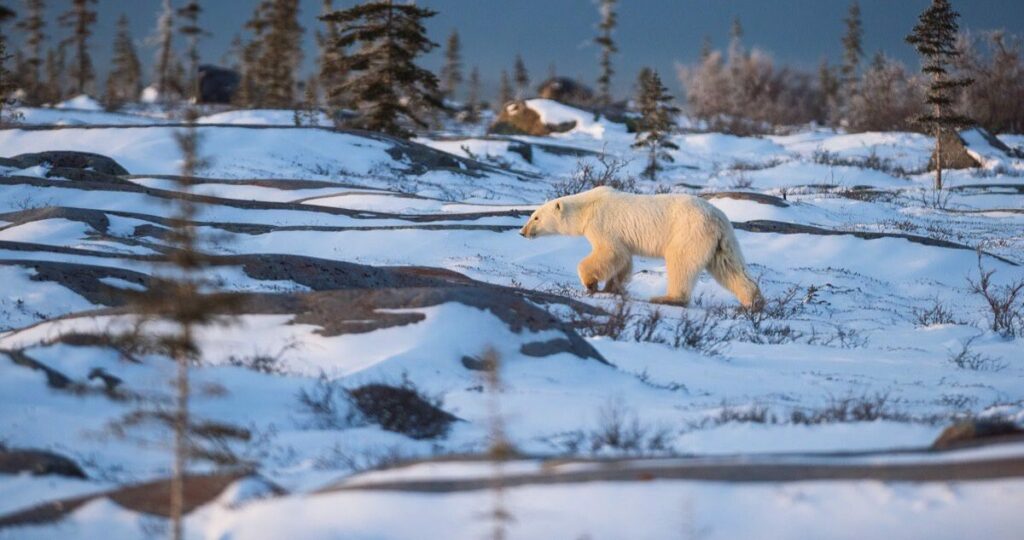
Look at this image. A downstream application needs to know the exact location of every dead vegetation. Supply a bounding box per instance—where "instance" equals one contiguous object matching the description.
[549,153,637,197]
[967,255,1024,338]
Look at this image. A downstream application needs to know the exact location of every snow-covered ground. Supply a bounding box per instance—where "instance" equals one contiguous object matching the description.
[1,105,1023,538]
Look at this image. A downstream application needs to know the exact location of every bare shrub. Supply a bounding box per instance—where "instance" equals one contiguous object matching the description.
[846,53,926,133]
[564,399,673,456]
[913,299,957,327]
[736,285,805,344]
[631,308,665,343]
[296,373,355,430]
[689,402,777,429]
[549,153,636,197]
[313,443,411,472]
[967,255,1024,338]
[946,336,1007,372]
[790,392,907,424]
[227,342,297,375]
[915,187,954,210]
[672,309,731,355]
[572,296,633,339]
[727,172,753,190]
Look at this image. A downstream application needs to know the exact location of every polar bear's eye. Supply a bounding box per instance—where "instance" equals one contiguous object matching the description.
[533,217,538,221]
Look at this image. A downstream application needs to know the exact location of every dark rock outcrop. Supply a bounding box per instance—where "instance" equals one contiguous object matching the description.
[932,420,1024,450]
[197,65,241,104]
[489,100,575,136]
[6,151,130,176]
[537,77,594,108]
[0,449,86,478]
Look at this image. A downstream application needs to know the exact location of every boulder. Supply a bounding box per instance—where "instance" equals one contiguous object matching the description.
[6,151,130,176]
[489,100,576,136]
[197,64,241,105]
[929,127,1021,171]
[932,420,1024,450]
[537,77,594,108]
[0,449,86,478]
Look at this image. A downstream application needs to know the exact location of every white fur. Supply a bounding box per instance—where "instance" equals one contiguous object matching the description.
[520,186,762,307]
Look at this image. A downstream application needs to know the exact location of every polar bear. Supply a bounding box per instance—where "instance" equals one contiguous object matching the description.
[520,186,762,308]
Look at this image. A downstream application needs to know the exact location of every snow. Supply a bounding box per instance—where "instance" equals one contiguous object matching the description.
[198,109,334,127]
[55,95,104,111]
[2,108,1024,537]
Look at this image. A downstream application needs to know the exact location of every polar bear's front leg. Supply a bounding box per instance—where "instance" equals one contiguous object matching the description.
[602,257,633,294]
[578,247,626,294]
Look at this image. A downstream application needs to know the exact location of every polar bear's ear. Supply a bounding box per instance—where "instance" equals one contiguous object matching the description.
[555,201,562,212]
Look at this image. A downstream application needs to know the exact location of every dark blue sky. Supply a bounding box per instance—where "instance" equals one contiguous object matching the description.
[4,0,1023,98]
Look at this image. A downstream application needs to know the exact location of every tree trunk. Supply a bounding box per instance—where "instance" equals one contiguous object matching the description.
[935,102,943,191]
[170,327,192,540]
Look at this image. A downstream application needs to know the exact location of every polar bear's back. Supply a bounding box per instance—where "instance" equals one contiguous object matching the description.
[581,188,728,257]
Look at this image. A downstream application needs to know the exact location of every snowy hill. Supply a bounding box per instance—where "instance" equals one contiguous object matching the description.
[1,109,1023,539]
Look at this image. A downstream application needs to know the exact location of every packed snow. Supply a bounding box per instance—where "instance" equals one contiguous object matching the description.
[1,102,1023,538]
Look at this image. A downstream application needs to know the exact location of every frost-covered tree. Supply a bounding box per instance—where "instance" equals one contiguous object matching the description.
[513,54,529,98]
[177,1,203,102]
[846,52,925,133]
[633,68,679,179]
[594,0,617,106]
[316,0,346,109]
[906,0,973,190]
[320,0,441,138]
[955,31,1024,134]
[497,69,512,109]
[152,0,175,100]
[104,14,141,109]
[59,0,97,96]
[16,0,45,103]
[440,29,462,101]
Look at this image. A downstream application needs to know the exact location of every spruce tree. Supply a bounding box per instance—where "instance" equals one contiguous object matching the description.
[320,0,441,138]
[632,68,679,180]
[59,0,97,96]
[841,1,863,89]
[104,14,141,109]
[16,0,45,103]
[44,45,64,102]
[316,0,346,109]
[0,4,13,45]
[152,0,175,100]
[440,29,462,101]
[594,0,617,106]
[465,65,480,123]
[177,1,203,102]
[1,31,19,126]
[513,54,529,98]
[497,69,512,110]
[242,0,303,109]
[906,0,973,190]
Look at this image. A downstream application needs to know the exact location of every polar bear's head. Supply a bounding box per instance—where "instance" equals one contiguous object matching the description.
[520,198,571,238]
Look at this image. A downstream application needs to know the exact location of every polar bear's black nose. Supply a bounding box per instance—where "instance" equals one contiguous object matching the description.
[519,230,526,237]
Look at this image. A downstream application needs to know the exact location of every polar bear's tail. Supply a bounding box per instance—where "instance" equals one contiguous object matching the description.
[708,227,763,309]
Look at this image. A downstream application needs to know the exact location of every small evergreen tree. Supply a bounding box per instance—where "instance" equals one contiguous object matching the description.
[16,0,45,104]
[633,68,679,179]
[59,0,97,96]
[440,29,462,101]
[906,0,973,190]
[818,58,840,125]
[497,69,513,109]
[43,45,64,102]
[104,14,142,109]
[316,0,346,109]
[1,32,20,126]
[594,0,617,106]
[320,0,441,138]
[240,0,303,109]
[0,5,14,44]
[177,1,203,102]
[513,53,529,98]
[465,65,481,123]
[841,1,863,89]
[152,0,175,101]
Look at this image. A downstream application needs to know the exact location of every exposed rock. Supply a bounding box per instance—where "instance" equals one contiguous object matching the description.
[701,191,790,208]
[198,65,241,104]
[489,100,576,136]
[348,383,458,440]
[0,472,271,529]
[6,151,130,176]
[0,449,87,478]
[932,420,1024,450]
[929,127,1021,171]
[537,77,594,108]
